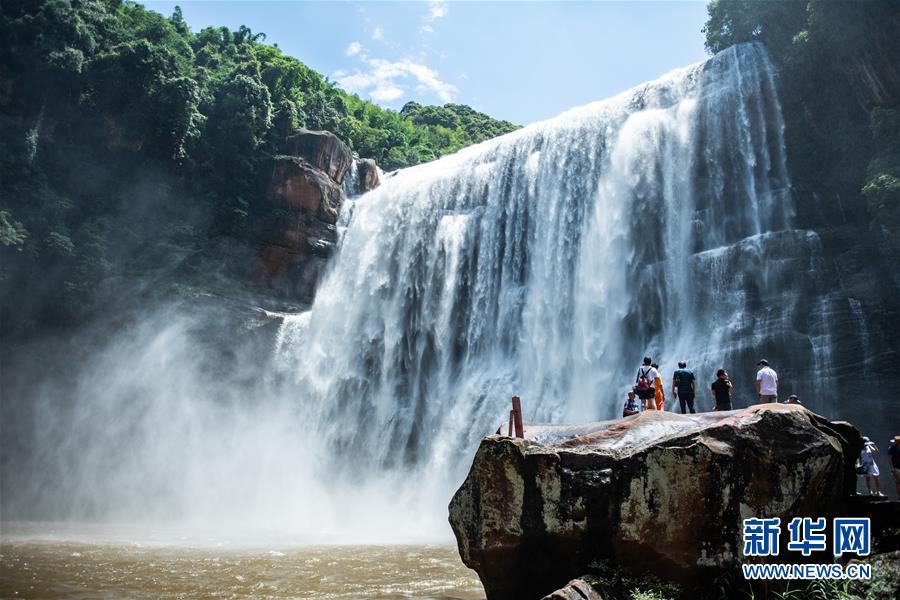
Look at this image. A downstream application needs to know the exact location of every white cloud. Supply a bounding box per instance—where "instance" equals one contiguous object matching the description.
[429,0,448,21]
[396,59,458,102]
[333,71,372,93]
[370,83,405,102]
[421,24,434,34]
[334,55,459,104]
[345,42,362,56]
[372,27,384,41]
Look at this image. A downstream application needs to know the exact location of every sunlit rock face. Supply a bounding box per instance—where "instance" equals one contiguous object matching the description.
[256,129,353,302]
[357,158,380,193]
[448,405,861,600]
[281,128,353,184]
[267,157,344,220]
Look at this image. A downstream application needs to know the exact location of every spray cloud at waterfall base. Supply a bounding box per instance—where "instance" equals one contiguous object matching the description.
[1,43,891,543]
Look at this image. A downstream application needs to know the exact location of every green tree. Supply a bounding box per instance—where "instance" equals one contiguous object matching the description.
[0,210,28,247]
[0,0,520,342]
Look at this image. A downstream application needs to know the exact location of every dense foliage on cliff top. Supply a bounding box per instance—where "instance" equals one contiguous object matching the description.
[0,0,518,338]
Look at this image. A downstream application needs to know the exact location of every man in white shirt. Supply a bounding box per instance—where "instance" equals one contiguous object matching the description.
[755,359,778,403]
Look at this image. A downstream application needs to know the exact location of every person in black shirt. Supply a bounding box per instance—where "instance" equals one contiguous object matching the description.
[672,361,696,414]
[711,369,733,411]
[889,436,900,498]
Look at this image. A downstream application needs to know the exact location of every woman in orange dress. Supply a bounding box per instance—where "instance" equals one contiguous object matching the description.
[652,362,665,410]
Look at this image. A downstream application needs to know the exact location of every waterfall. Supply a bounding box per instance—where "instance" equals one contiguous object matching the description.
[5,43,864,541]
[275,44,825,489]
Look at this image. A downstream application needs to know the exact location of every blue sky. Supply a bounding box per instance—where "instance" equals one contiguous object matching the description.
[144,1,711,125]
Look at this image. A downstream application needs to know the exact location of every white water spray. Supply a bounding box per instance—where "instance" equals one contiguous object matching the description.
[272,43,833,532]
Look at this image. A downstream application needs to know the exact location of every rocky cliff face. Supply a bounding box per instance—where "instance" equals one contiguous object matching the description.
[255,129,380,303]
[769,4,900,433]
[449,405,862,600]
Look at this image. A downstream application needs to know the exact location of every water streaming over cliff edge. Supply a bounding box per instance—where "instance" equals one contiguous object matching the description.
[275,43,834,500]
[3,44,870,541]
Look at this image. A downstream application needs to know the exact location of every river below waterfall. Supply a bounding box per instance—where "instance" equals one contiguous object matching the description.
[0,524,483,599]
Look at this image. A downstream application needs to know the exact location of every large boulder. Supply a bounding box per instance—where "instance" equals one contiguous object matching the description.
[449,405,862,600]
[255,156,345,302]
[266,157,344,224]
[256,130,380,303]
[282,128,353,184]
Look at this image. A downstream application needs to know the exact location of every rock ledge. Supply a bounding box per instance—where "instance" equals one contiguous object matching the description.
[449,405,862,600]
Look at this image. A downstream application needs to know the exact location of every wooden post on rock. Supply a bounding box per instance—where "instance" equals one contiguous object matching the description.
[511,396,524,438]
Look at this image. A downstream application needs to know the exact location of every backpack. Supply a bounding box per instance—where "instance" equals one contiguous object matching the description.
[636,367,652,392]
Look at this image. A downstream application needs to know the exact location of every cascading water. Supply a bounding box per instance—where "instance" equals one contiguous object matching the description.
[276,43,826,489]
[4,43,871,542]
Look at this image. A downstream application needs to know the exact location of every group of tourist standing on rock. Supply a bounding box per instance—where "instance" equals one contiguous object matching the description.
[622,357,794,417]
[619,356,900,500]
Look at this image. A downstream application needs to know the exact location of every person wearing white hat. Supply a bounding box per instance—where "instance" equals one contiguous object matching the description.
[859,436,885,497]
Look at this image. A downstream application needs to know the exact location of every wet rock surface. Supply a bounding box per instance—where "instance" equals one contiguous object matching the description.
[342,157,382,198]
[850,550,900,599]
[354,158,381,194]
[449,405,862,600]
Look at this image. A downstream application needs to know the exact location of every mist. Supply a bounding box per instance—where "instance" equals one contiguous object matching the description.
[0,294,461,544]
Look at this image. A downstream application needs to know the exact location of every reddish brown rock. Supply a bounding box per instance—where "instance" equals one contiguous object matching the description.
[256,155,345,301]
[267,157,343,224]
[282,128,352,184]
[257,130,380,302]
[257,243,329,303]
[449,405,862,600]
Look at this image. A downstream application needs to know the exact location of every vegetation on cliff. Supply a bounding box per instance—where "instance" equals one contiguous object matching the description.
[0,0,518,340]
